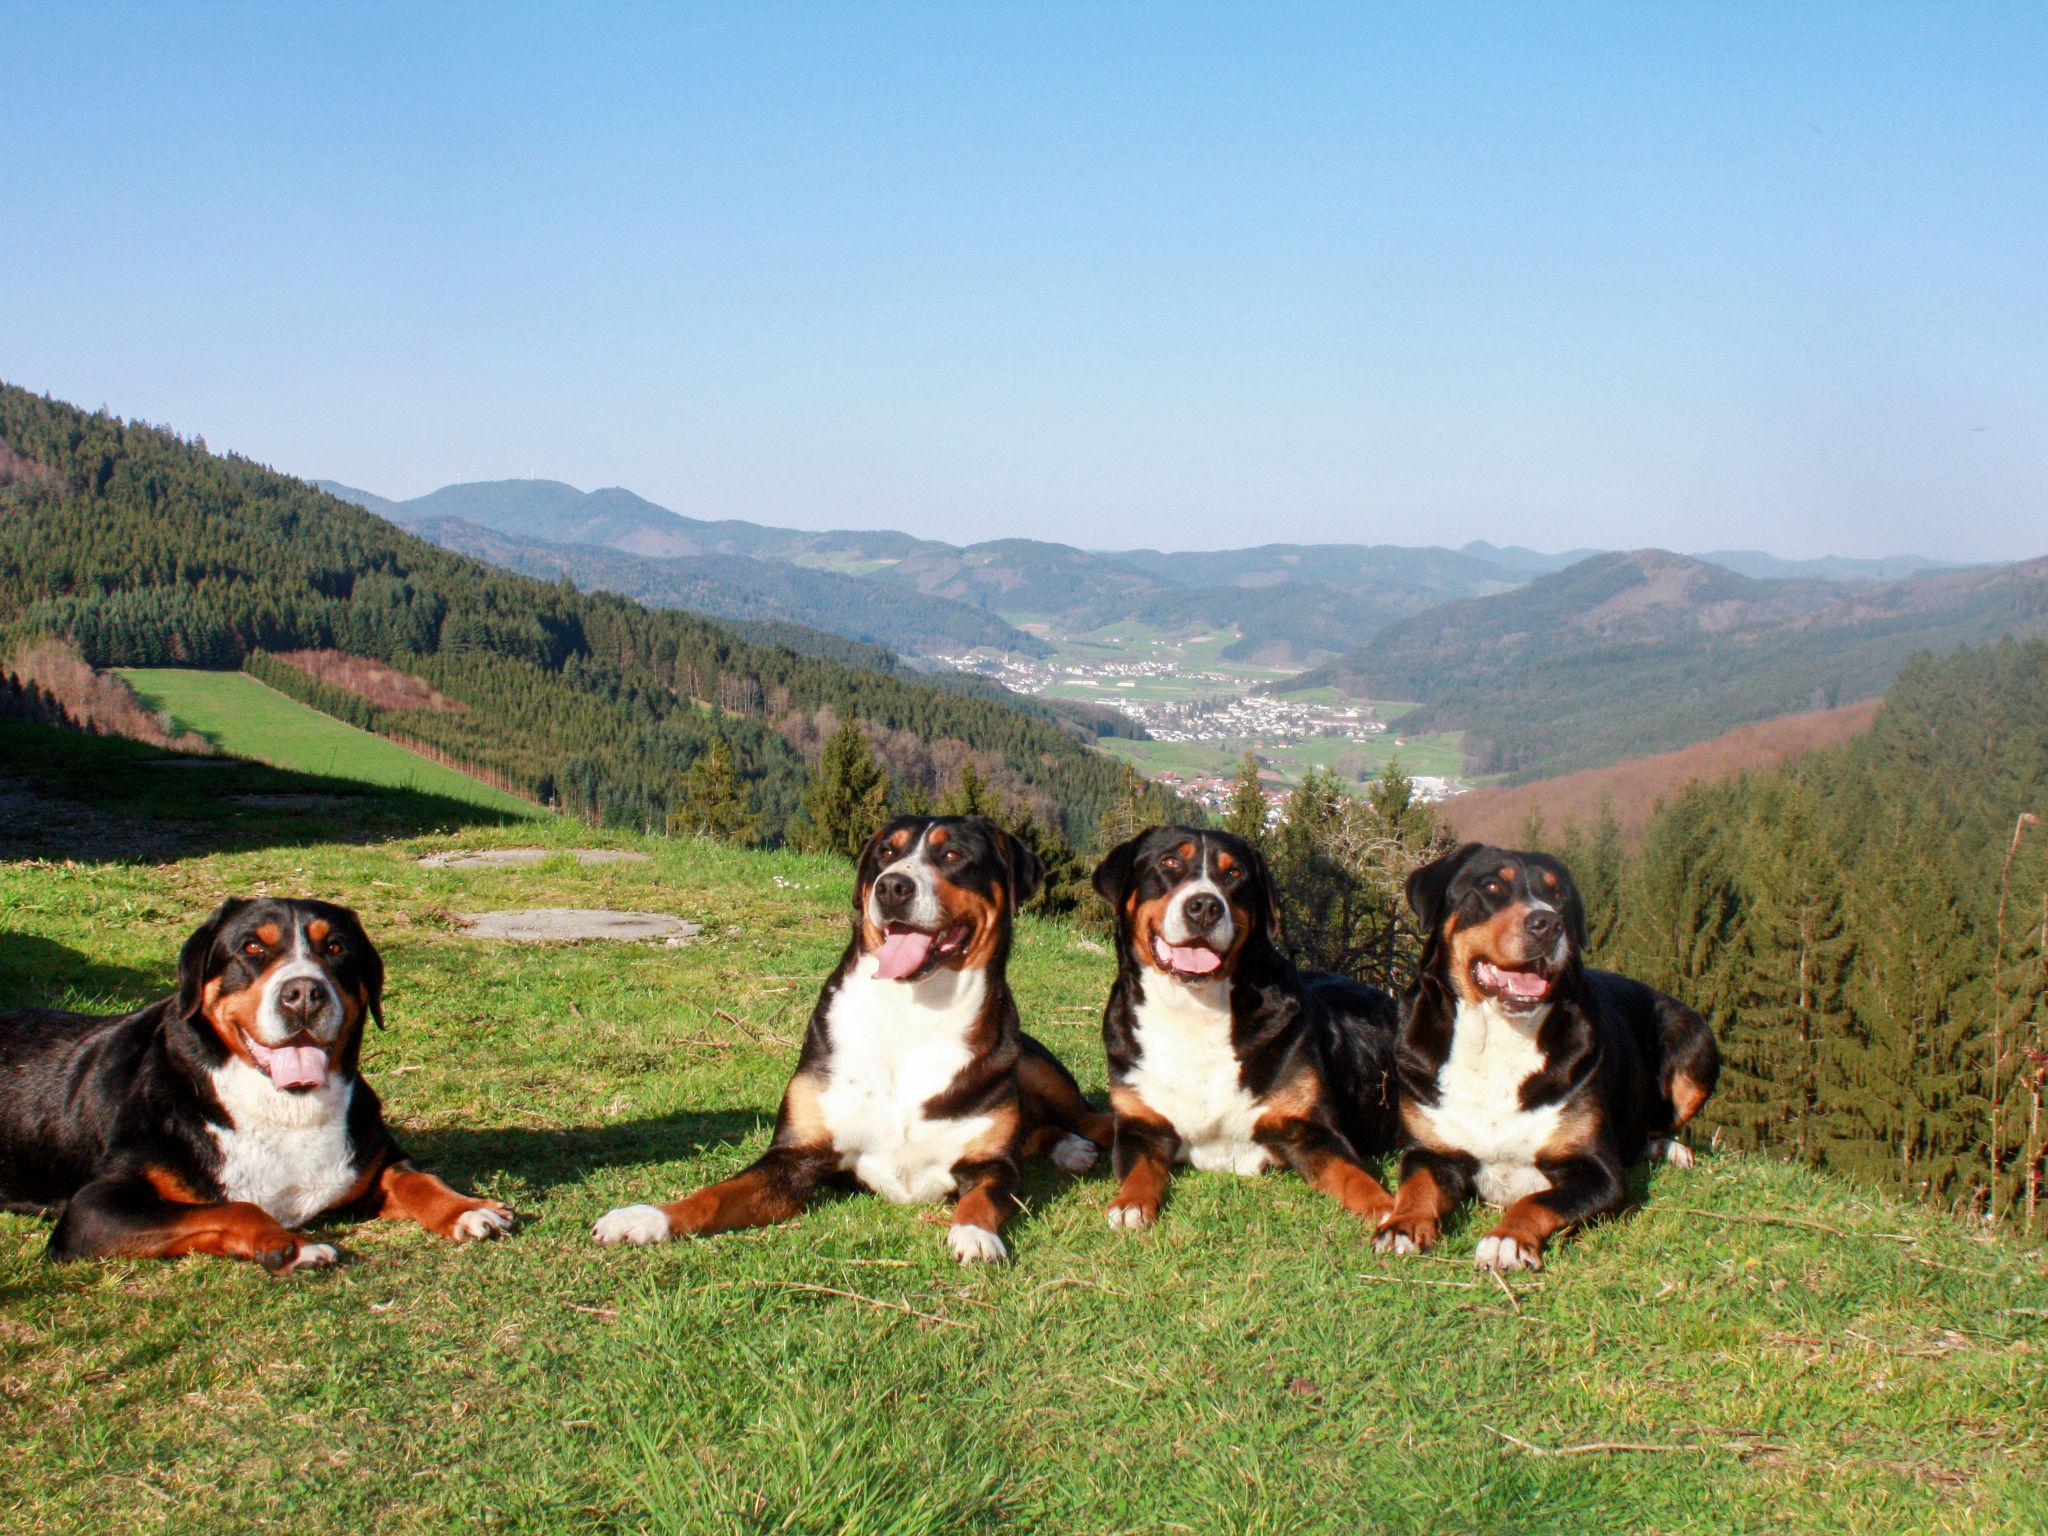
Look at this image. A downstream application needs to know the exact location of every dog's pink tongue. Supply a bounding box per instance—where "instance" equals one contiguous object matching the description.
[1155,937,1222,975]
[263,1044,329,1090]
[1480,962,1549,1001]
[874,929,935,981]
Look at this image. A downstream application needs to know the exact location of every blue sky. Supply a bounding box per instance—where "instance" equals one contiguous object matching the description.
[3,3,2043,558]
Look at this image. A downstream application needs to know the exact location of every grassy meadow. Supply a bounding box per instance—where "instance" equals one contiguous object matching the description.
[118,668,540,818]
[3,719,2047,1535]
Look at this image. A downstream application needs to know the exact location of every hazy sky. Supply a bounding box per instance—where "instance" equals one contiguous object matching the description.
[4,3,2043,559]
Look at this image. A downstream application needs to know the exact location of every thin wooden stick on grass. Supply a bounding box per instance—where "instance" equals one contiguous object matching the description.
[1356,1272,1479,1291]
[1484,1425,1709,1457]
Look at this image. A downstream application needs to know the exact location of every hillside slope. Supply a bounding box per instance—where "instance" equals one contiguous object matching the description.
[0,384,1167,840]
[1440,697,1883,845]
[3,750,2045,1535]
[1291,548,2048,779]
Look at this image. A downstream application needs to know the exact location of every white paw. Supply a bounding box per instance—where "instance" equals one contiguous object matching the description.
[1649,1137,1695,1169]
[1106,1202,1154,1232]
[1375,1228,1419,1256]
[285,1243,340,1273]
[1050,1134,1099,1173]
[592,1204,671,1247]
[948,1224,1008,1265]
[452,1205,514,1242]
[1474,1234,1543,1273]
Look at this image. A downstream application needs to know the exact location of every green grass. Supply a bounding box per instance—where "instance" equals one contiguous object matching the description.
[118,668,541,819]
[3,727,2046,1534]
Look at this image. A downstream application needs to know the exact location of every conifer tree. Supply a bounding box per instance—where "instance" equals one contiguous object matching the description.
[937,758,1002,819]
[668,736,762,846]
[792,716,891,860]
[1223,752,1269,845]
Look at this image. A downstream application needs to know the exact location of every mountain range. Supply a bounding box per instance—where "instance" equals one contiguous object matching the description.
[318,478,1960,666]
[1287,548,2048,779]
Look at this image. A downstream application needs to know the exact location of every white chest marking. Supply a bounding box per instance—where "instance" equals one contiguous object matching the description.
[816,962,993,1204]
[1125,974,1273,1176]
[1410,998,1562,1207]
[208,1059,360,1228]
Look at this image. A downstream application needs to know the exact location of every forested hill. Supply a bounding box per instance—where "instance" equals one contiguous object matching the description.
[0,384,1166,840]
[1288,548,2048,780]
[410,514,1051,658]
[1575,638,2048,1228]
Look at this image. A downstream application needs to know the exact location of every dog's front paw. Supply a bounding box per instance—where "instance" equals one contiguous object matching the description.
[1474,1233,1543,1273]
[283,1242,341,1274]
[452,1203,515,1242]
[1648,1137,1695,1169]
[948,1224,1008,1265]
[592,1204,672,1247]
[1106,1198,1157,1232]
[1050,1134,1100,1173]
[1373,1213,1438,1256]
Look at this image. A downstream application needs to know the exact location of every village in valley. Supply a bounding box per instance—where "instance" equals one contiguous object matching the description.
[931,638,1471,811]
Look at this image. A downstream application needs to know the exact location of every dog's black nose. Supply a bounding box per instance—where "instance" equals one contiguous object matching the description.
[277,976,326,1025]
[1522,909,1563,944]
[1182,892,1225,932]
[875,873,916,913]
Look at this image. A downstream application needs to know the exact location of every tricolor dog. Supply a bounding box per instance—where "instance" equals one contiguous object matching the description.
[1092,826,1402,1232]
[0,898,512,1270]
[1378,843,1720,1271]
[593,815,1111,1264]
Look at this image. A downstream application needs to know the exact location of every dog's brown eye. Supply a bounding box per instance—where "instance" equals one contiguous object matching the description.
[1483,880,1504,896]
[1161,856,1181,873]
[242,940,265,955]
[941,847,962,863]
[324,941,346,957]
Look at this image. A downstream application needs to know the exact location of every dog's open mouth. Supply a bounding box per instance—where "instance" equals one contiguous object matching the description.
[1153,935,1225,978]
[247,1034,331,1091]
[1471,958,1555,1009]
[874,923,971,981]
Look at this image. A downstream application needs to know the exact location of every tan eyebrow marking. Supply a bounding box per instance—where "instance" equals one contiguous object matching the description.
[1215,851,1237,874]
[255,923,282,947]
[1542,870,1559,889]
[928,826,950,847]
[1499,865,1517,882]
[1178,841,1198,862]
[306,918,331,945]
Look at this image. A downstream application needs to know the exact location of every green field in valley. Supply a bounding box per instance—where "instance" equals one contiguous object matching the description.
[119,668,541,819]
[2,718,2045,1535]
[1096,727,1467,788]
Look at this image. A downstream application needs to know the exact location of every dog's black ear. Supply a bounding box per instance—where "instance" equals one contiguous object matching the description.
[997,826,1045,909]
[352,911,387,1029]
[175,898,242,1021]
[1243,841,1284,942]
[1092,832,1147,911]
[1404,844,1479,933]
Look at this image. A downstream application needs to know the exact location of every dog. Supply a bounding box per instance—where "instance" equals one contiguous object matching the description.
[593,815,1112,1264]
[1377,843,1720,1271]
[0,898,512,1270]
[1091,826,1402,1232]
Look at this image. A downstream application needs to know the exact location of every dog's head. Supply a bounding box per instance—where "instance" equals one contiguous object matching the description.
[176,897,384,1091]
[1404,844,1584,1015]
[1093,825,1279,985]
[853,816,1042,982]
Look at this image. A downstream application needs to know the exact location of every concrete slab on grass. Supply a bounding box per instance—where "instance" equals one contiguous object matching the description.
[421,848,653,869]
[455,908,699,944]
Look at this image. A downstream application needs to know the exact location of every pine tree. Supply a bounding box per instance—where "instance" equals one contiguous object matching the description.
[667,736,762,846]
[792,716,891,860]
[1223,752,1269,845]
[937,758,1002,819]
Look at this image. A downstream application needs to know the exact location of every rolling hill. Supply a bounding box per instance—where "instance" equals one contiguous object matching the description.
[0,383,1173,842]
[1287,549,2048,780]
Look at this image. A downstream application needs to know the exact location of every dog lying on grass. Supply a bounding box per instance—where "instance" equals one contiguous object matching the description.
[1378,844,1719,1271]
[594,815,1110,1264]
[0,897,512,1270]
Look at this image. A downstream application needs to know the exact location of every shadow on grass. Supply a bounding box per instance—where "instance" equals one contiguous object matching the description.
[1,717,534,863]
[0,934,165,1015]
[401,1107,1113,1210]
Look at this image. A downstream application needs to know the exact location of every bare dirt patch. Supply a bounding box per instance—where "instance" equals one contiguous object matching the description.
[420,848,652,869]
[454,909,700,943]
[272,650,468,713]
